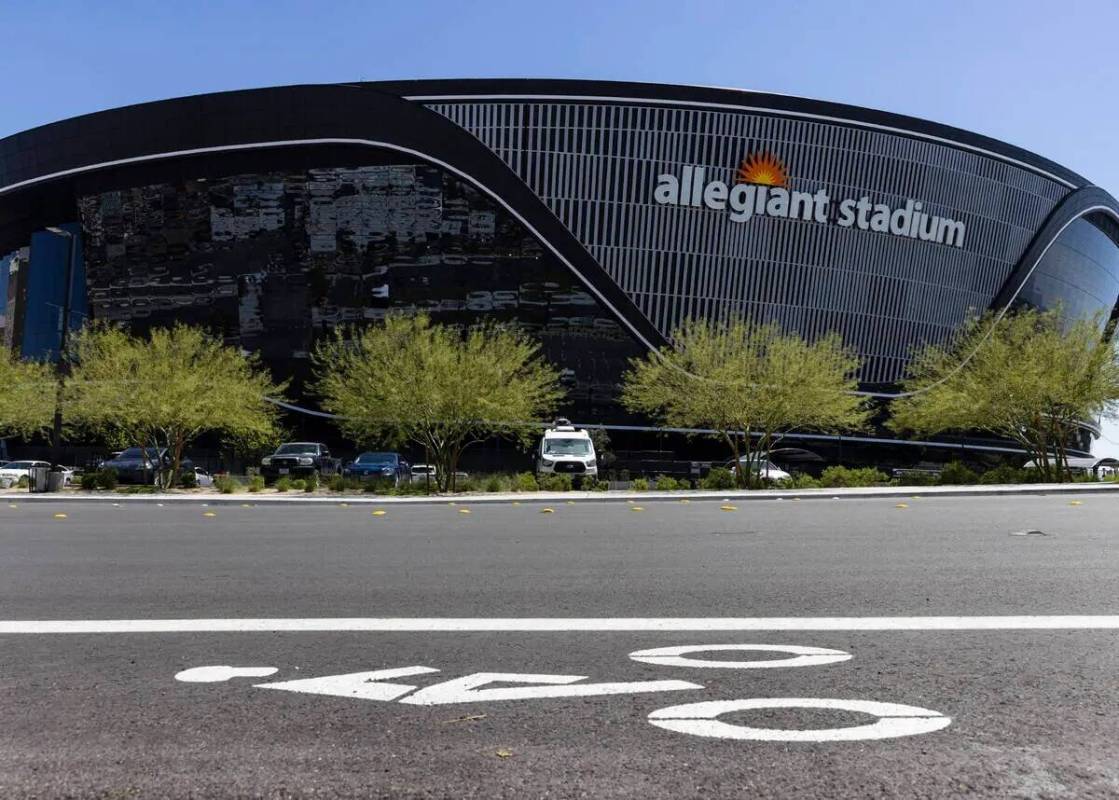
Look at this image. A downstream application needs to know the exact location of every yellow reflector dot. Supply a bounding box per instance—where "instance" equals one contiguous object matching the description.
[53,513,67,519]
[895,503,908,509]
[540,507,555,514]
[458,508,471,514]
[720,505,737,512]
[631,506,645,512]
[371,510,386,516]
[203,511,216,517]
[1069,500,1083,506]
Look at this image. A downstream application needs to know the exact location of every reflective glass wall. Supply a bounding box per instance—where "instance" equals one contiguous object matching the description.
[1014,213,1119,327]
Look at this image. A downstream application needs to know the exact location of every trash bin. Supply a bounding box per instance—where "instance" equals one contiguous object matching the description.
[29,466,51,493]
[47,470,67,492]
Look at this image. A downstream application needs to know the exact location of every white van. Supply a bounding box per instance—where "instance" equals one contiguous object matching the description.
[537,419,598,479]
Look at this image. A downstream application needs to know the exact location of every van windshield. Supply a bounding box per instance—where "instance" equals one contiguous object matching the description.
[544,438,591,456]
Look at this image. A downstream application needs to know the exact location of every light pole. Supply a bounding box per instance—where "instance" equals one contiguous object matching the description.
[44,226,76,469]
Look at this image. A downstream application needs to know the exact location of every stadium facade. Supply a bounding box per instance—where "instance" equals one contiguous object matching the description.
[2,80,1118,465]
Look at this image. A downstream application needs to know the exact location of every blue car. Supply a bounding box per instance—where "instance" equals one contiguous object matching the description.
[343,452,411,485]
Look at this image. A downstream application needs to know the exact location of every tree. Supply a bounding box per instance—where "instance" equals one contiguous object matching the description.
[621,318,868,485]
[313,313,564,492]
[889,308,1119,482]
[65,323,286,487]
[0,349,55,439]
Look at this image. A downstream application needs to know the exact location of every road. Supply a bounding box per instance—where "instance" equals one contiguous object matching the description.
[1,494,1118,798]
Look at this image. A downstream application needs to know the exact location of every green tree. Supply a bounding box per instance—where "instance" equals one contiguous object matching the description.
[313,313,564,492]
[0,349,55,439]
[65,323,285,487]
[621,318,868,486]
[889,308,1119,482]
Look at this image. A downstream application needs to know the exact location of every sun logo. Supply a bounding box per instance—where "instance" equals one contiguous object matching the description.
[736,151,789,188]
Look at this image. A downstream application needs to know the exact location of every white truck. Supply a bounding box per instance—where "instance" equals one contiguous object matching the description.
[536,419,598,482]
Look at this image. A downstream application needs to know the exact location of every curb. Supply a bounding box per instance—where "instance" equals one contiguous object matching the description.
[1,482,1116,506]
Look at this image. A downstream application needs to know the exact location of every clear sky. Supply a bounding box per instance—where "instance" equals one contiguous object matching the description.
[3,0,1118,454]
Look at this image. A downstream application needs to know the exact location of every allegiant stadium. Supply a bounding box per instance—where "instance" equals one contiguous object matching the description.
[2,79,1117,469]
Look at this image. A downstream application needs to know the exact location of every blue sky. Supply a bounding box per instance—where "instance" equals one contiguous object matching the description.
[3,0,1119,454]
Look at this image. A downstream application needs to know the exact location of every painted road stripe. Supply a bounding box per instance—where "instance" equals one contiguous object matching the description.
[2,616,1119,633]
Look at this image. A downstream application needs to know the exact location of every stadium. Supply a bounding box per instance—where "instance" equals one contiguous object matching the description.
[2,79,1118,470]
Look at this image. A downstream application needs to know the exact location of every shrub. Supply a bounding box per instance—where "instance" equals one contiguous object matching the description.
[631,477,650,491]
[582,476,609,491]
[538,473,573,492]
[978,464,1031,485]
[513,472,539,492]
[938,461,979,485]
[115,484,158,494]
[213,475,239,494]
[248,475,265,493]
[178,470,198,489]
[15,475,28,489]
[455,476,478,493]
[95,468,118,490]
[818,465,889,488]
[303,473,318,492]
[785,473,822,489]
[700,467,736,491]
[328,474,346,492]
[655,475,682,491]
[484,475,503,493]
[79,472,99,490]
[275,476,293,492]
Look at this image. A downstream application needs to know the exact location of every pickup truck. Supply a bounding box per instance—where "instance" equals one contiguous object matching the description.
[260,442,341,481]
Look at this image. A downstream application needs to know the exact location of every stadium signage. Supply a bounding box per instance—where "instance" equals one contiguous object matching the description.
[653,152,966,248]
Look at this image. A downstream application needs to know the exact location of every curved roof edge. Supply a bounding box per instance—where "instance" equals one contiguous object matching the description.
[0,78,1092,190]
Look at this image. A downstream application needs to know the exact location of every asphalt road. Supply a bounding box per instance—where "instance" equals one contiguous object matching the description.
[1,494,1118,798]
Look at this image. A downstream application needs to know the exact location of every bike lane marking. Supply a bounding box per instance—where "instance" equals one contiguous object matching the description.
[648,698,952,742]
[630,644,851,668]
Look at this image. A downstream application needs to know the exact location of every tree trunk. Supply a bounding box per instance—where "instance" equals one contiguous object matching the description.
[170,430,186,490]
[723,430,741,486]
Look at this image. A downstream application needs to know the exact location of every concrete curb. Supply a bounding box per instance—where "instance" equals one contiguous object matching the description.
[1,482,1116,506]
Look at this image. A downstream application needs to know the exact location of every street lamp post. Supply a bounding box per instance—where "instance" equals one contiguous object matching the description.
[45,227,76,469]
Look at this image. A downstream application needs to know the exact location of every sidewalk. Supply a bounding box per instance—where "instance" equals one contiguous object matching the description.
[2,482,1116,506]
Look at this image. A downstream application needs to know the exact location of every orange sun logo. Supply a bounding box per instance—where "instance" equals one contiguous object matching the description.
[736,151,789,187]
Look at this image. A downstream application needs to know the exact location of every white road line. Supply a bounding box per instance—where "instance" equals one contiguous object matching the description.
[2,616,1119,634]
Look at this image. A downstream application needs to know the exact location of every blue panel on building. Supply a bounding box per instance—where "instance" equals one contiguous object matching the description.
[20,224,87,361]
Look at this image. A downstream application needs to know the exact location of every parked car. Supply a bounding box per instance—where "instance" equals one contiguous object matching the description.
[536,419,598,479]
[260,442,341,481]
[0,460,51,488]
[409,463,468,484]
[724,455,792,483]
[191,467,214,488]
[102,448,194,484]
[343,452,411,485]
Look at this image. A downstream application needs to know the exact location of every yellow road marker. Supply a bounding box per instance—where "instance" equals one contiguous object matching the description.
[458,508,471,514]
[630,506,645,512]
[678,499,690,504]
[895,503,909,509]
[203,511,217,517]
[1069,500,1083,506]
[53,513,67,519]
[371,509,386,516]
[720,504,737,512]
[540,507,555,514]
